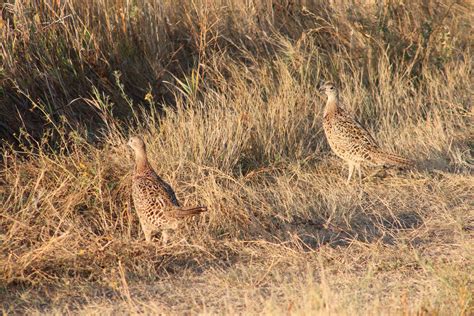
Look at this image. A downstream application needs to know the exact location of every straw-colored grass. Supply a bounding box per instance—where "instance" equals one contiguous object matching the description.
[1,0,472,314]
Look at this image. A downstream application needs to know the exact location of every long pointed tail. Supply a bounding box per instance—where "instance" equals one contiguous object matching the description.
[370,150,414,167]
[171,206,207,218]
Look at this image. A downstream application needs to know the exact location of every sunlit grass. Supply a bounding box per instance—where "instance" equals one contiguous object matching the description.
[0,0,472,314]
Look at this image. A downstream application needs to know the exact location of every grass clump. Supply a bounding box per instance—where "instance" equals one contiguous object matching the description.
[1,0,473,314]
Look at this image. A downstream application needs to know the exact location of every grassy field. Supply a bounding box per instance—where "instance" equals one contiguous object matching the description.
[1,0,473,314]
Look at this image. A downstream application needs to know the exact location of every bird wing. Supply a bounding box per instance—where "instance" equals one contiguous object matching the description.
[335,107,379,148]
[135,170,181,207]
[152,174,181,207]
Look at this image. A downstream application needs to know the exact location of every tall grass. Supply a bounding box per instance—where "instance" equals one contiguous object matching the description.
[1,0,473,314]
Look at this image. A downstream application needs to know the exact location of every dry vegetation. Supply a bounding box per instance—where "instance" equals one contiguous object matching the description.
[0,0,473,314]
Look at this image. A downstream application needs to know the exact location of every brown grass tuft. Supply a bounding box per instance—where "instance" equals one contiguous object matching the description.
[1,0,473,314]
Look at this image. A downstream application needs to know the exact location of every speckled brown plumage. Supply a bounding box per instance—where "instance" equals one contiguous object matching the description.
[319,82,413,182]
[128,136,207,242]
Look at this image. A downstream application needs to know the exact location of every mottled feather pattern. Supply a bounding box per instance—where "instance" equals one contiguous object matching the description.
[132,167,181,229]
[370,150,414,166]
[324,106,381,165]
[134,167,180,207]
[128,136,207,242]
[319,82,413,182]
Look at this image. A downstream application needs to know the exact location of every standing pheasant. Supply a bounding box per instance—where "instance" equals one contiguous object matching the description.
[319,82,413,183]
[127,136,207,243]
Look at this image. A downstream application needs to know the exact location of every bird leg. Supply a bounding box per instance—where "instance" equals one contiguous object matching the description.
[356,164,363,183]
[347,163,355,183]
[143,228,152,243]
[161,229,170,246]
[161,228,172,246]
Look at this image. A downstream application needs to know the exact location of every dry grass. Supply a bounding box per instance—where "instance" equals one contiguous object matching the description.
[1,0,473,314]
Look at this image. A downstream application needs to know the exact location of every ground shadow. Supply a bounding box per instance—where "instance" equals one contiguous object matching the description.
[251,205,425,252]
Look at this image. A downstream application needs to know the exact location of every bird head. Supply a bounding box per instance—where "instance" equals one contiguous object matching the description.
[318,82,338,98]
[127,136,146,155]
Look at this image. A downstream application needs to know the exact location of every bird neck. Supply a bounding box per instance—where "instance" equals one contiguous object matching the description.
[324,93,339,117]
[134,150,150,173]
